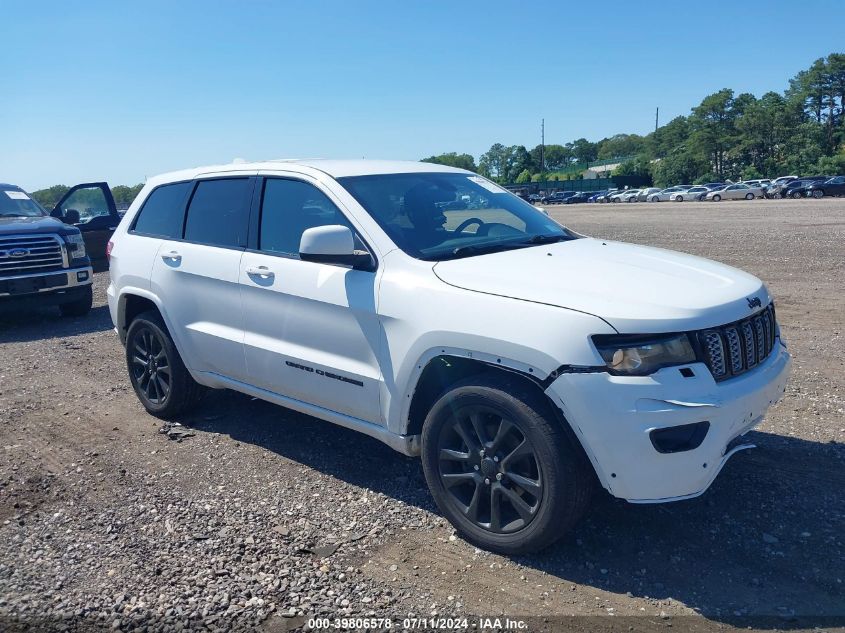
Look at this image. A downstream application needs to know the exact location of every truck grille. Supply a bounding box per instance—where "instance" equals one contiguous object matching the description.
[698,304,777,381]
[0,234,66,278]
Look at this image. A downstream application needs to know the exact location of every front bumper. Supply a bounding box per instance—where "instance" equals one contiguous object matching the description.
[545,340,791,502]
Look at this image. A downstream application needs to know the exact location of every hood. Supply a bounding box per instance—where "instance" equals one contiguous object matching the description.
[0,215,74,236]
[433,238,769,333]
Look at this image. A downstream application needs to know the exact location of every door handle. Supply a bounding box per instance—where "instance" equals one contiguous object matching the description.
[161,250,182,262]
[246,265,274,278]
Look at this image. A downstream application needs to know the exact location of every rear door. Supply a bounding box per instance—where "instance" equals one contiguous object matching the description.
[239,175,382,423]
[52,183,118,271]
[150,176,255,382]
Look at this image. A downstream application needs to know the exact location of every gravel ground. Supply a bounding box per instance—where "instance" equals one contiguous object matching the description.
[0,198,842,632]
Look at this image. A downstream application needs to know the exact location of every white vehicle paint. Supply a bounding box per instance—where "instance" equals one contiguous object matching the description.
[609,189,641,202]
[107,159,791,553]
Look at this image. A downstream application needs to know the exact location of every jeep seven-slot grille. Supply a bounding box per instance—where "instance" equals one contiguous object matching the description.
[0,235,66,278]
[698,304,777,381]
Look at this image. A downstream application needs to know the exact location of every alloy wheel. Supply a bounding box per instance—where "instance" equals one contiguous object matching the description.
[130,327,171,405]
[437,406,543,534]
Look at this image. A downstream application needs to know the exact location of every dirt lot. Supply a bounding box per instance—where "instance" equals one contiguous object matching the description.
[1,198,843,632]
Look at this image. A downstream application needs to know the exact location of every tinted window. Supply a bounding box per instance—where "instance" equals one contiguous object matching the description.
[132,182,192,238]
[259,179,356,256]
[184,178,251,248]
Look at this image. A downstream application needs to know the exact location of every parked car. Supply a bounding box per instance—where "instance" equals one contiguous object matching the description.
[596,190,621,203]
[648,186,691,202]
[563,192,591,204]
[741,179,771,189]
[764,176,799,198]
[609,190,641,203]
[107,159,790,554]
[527,194,543,204]
[0,182,98,315]
[782,177,830,199]
[704,183,764,201]
[804,175,845,198]
[669,186,711,202]
[587,190,609,203]
[541,191,576,205]
[636,187,662,202]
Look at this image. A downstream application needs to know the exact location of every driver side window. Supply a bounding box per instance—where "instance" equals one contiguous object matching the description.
[58,186,112,223]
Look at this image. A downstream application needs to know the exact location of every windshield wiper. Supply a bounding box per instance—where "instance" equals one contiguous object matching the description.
[519,233,570,245]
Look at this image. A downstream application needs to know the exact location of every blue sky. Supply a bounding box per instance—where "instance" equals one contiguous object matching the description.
[2,0,843,190]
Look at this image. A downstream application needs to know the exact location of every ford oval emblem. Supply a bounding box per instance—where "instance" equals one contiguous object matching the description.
[8,248,30,258]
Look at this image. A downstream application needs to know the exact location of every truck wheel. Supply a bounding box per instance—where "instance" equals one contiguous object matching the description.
[421,375,593,554]
[59,285,93,317]
[125,310,205,419]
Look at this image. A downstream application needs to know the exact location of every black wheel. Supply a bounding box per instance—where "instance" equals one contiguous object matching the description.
[126,310,205,418]
[59,285,93,317]
[812,189,824,199]
[676,196,684,202]
[421,376,594,554]
[791,190,803,199]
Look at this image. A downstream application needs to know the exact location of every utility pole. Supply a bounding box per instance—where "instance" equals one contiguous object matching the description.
[540,118,545,174]
[655,107,659,133]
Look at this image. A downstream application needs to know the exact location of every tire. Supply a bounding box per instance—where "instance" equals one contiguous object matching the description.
[712,194,721,202]
[125,310,205,419]
[812,189,824,199]
[59,285,93,317]
[420,375,594,554]
[650,196,659,202]
[676,196,684,202]
[791,191,803,199]
[745,193,754,200]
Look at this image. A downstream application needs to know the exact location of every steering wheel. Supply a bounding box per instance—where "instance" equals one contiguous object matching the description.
[454,217,485,234]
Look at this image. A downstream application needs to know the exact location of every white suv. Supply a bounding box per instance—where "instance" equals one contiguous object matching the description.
[107,160,791,553]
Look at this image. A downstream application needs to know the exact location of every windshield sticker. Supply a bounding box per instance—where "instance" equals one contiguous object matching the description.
[4,191,30,200]
[468,176,509,195]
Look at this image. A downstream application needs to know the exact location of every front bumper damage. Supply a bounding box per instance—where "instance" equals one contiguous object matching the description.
[544,340,792,502]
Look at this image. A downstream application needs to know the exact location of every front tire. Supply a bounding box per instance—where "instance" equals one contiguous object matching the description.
[125,310,205,419]
[421,376,593,554]
[791,191,803,199]
[812,190,824,199]
[712,194,721,201]
[59,285,93,317]
[745,193,754,200]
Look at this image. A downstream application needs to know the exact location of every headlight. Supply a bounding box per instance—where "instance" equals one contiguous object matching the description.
[592,333,696,375]
[65,233,87,259]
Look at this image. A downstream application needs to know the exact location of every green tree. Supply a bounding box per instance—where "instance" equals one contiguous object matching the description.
[515,169,532,184]
[30,185,70,209]
[420,152,477,172]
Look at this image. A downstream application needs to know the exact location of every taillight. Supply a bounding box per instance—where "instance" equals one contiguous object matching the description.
[106,240,114,262]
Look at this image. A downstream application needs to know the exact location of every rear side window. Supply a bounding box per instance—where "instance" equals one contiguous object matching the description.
[184,178,252,248]
[132,182,191,238]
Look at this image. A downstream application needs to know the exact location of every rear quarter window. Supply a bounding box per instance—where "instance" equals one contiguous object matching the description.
[131,182,192,238]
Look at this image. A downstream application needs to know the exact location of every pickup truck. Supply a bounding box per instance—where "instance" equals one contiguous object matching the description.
[0,182,118,316]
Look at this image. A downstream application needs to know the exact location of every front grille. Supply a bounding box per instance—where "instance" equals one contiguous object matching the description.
[0,234,66,278]
[698,304,777,381]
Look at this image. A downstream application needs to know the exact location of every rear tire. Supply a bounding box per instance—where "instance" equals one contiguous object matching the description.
[421,375,594,554]
[676,196,684,202]
[125,310,205,419]
[791,191,803,199]
[745,193,754,200]
[812,190,824,199]
[712,194,721,201]
[59,285,93,317]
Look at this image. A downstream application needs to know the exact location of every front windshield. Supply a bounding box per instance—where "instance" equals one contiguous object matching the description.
[338,172,576,261]
[0,188,46,218]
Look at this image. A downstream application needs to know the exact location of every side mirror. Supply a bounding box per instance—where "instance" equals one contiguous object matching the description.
[299,225,374,271]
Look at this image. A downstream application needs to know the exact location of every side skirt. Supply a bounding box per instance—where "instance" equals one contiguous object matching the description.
[195,371,421,457]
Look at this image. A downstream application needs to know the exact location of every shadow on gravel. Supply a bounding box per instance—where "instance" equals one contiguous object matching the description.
[0,305,112,342]
[187,391,843,626]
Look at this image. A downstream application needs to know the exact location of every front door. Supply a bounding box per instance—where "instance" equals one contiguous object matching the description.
[150,176,255,382]
[240,176,382,423]
[52,183,118,271]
